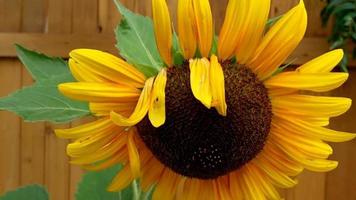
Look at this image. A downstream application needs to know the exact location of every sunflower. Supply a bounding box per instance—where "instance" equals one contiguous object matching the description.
[56,0,355,199]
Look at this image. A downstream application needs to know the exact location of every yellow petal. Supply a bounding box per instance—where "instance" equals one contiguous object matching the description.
[247,164,281,200]
[190,58,212,108]
[89,102,136,116]
[71,134,127,165]
[83,148,128,171]
[67,127,122,157]
[248,0,307,79]
[177,0,197,59]
[240,166,266,200]
[218,0,246,60]
[210,55,227,116]
[271,95,352,117]
[149,69,167,127]
[214,177,233,200]
[108,164,134,192]
[192,0,213,57]
[127,128,141,178]
[259,144,304,176]
[58,82,140,103]
[297,49,344,73]
[274,141,339,172]
[69,59,108,83]
[152,169,179,200]
[273,116,356,142]
[271,126,333,159]
[141,158,165,191]
[230,0,270,63]
[253,156,298,188]
[70,49,146,87]
[268,88,297,97]
[55,118,113,139]
[110,77,154,126]
[265,72,349,92]
[181,179,201,200]
[152,0,172,66]
[229,172,244,200]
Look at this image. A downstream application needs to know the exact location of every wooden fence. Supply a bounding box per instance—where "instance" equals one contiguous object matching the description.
[0,0,355,199]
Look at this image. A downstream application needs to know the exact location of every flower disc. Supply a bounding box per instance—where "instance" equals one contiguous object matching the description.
[137,63,272,179]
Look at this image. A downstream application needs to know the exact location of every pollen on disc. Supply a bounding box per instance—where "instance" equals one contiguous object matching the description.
[137,63,272,179]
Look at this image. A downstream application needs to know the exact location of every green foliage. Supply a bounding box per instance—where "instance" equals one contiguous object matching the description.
[0,185,48,200]
[0,45,90,123]
[321,0,356,71]
[114,0,164,77]
[76,165,153,200]
[172,31,185,66]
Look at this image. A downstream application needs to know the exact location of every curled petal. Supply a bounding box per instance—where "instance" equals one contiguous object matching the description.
[210,55,227,116]
[110,77,154,126]
[149,69,167,127]
[190,58,212,108]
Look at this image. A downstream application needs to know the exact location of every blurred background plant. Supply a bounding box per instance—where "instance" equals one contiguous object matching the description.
[321,0,356,71]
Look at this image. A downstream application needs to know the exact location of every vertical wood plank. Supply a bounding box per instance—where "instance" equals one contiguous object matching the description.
[19,0,47,186]
[44,124,70,200]
[0,59,22,192]
[326,72,356,200]
[21,0,46,33]
[0,0,23,193]
[45,0,73,199]
[99,0,122,34]
[19,69,46,186]
[0,0,22,32]
[46,0,73,33]
[72,0,99,33]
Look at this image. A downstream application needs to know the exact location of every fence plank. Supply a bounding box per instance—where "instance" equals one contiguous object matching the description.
[0,0,22,32]
[0,59,21,192]
[45,1,73,199]
[326,73,356,200]
[21,0,46,33]
[19,0,47,186]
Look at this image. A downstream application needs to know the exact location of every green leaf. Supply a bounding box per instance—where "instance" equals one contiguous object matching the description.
[15,44,71,82]
[76,165,153,200]
[0,45,90,123]
[114,0,163,77]
[0,185,48,200]
[0,82,89,123]
[210,35,218,56]
[172,31,184,66]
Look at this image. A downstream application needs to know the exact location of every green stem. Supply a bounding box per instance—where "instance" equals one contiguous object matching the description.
[132,180,140,200]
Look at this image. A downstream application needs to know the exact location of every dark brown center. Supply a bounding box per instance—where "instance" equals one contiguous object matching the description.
[137,63,272,179]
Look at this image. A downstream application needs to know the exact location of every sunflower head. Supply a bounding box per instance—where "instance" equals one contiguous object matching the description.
[56,0,355,199]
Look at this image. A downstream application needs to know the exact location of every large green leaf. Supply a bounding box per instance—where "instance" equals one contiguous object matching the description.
[0,45,90,123]
[15,44,71,82]
[76,165,153,200]
[114,0,163,77]
[0,185,48,200]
